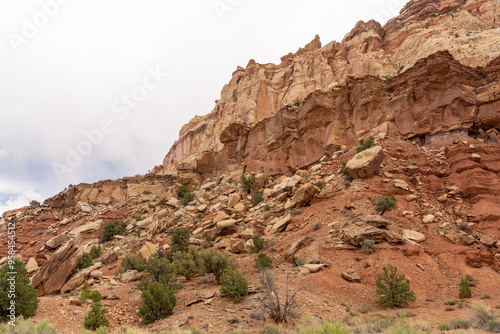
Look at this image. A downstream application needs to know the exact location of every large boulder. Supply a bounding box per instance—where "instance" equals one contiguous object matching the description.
[288,184,317,208]
[138,242,158,259]
[266,214,292,234]
[32,238,83,295]
[60,262,103,292]
[345,146,384,179]
[45,233,70,249]
[340,221,404,246]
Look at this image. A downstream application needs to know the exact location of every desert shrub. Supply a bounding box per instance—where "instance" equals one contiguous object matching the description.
[358,304,372,314]
[375,264,416,308]
[295,258,305,266]
[0,259,39,319]
[458,221,470,232]
[131,214,143,221]
[89,245,102,259]
[371,194,397,216]
[313,223,321,231]
[459,277,472,299]
[138,255,178,291]
[482,294,491,300]
[356,139,375,154]
[90,290,103,303]
[257,270,300,324]
[199,249,235,284]
[444,299,458,305]
[240,174,256,194]
[472,303,499,330]
[362,239,375,254]
[77,252,94,270]
[466,274,476,287]
[340,162,347,175]
[220,269,248,303]
[176,185,195,206]
[120,254,147,273]
[312,181,325,189]
[449,319,471,329]
[29,200,41,208]
[84,302,109,330]
[445,306,454,311]
[138,282,176,324]
[102,220,127,242]
[173,249,199,281]
[80,280,92,303]
[250,235,265,253]
[170,228,191,253]
[254,253,272,269]
[251,189,264,206]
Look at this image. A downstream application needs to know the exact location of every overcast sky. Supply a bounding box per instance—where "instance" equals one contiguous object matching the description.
[0,0,407,215]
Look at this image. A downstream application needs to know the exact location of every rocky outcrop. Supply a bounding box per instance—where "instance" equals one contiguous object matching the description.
[154,0,500,179]
[32,238,83,295]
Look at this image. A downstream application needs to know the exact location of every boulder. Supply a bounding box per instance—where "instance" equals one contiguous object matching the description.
[341,269,361,282]
[45,233,70,249]
[403,230,426,242]
[393,179,411,191]
[303,264,325,273]
[60,262,103,292]
[345,146,384,179]
[240,228,255,240]
[423,214,435,223]
[267,214,292,234]
[286,236,314,260]
[138,242,158,259]
[340,222,404,246]
[69,220,103,238]
[119,270,144,283]
[230,240,247,254]
[32,238,83,295]
[213,211,230,224]
[294,242,321,264]
[353,214,390,228]
[480,235,496,246]
[289,184,317,208]
[25,257,39,274]
[227,194,240,208]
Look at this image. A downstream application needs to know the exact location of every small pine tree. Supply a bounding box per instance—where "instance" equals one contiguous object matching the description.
[250,235,265,253]
[254,253,272,269]
[251,189,264,206]
[102,220,127,242]
[170,228,191,253]
[372,194,397,216]
[176,185,195,206]
[138,282,176,324]
[240,174,256,194]
[220,269,248,303]
[80,281,92,303]
[459,278,472,299]
[199,249,235,283]
[375,264,416,308]
[0,259,39,318]
[90,290,103,303]
[77,253,94,270]
[84,302,109,330]
[89,245,102,259]
[356,139,375,154]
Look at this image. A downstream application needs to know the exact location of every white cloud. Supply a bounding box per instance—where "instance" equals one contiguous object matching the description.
[0,190,43,216]
[0,149,7,158]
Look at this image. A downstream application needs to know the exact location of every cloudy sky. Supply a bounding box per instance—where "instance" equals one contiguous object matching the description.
[0,0,407,215]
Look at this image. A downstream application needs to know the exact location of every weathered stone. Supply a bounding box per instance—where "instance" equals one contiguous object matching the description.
[227,194,240,208]
[403,230,426,242]
[32,238,83,295]
[105,252,118,265]
[340,222,403,246]
[216,219,237,229]
[354,214,390,228]
[233,203,245,213]
[45,233,70,249]
[240,228,255,240]
[393,179,410,191]
[406,194,418,202]
[341,269,361,282]
[480,235,496,246]
[303,264,325,273]
[69,298,81,306]
[25,257,39,274]
[119,270,144,283]
[213,211,230,224]
[61,262,103,292]
[90,270,103,279]
[423,214,435,223]
[286,236,314,260]
[289,183,317,208]
[345,146,384,179]
[267,214,292,234]
[138,242,158,259]
[294,242,321,264]
[69,220,103,238]
[230,240,247,254]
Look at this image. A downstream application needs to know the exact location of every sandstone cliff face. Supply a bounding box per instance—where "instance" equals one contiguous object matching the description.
[155,0,500,178]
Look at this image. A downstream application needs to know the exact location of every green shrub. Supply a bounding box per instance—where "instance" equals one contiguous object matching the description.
[312,181,325,189]
[356,139,375,154]
[358,304,372,314]
[372,194,397,216]
[29,200,41,208]
[251,189,264,206]
[250,235,265,253]
[176,185,195,206]
[138,282,176,324]
[102,220,127,242]
[254,253,272,269]
[0,259,39,319]
[444,299,458,305]
[199,249,235,283]
[131,214,143,221]
[170,228,191,253]
[340,162,347,176]
[120,254,146,273]
[77,252,94,270]
[459,277,472,299]
[138,255,178,291]
[90,290,103,303]
[219,269,248,303]
[84,302,109,330]
[173,249,199,281]
[449,319,471,329]
[375,264,416,308]
[466,274,476,287]
[240,174,256,194]
[362,239,375,254]
[80,280,92,303]
[89,245,102,259]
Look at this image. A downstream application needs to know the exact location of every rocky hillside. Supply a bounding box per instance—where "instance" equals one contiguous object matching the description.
[1,0,500,332]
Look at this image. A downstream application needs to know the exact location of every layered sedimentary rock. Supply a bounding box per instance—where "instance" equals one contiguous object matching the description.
[154,0,500,179]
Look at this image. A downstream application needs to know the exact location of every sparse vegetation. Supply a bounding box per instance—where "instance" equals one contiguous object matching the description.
[29,200,41,208]
[362,239,375,254]
[138,282,176,324]
[471,303,500,332]
[251,189,264,206]
[459,277,472,299]
[84,302,109,330]
[199,249,235,284]
[0,259,39,319]
[257,271,301,324]
[219,269,248,303]
[250,235,265,253]
[240,174,256,194]
[102,220,127,242]
[173,248,199,281]
[372,194,397,216]
[170,228,191,254]
[254,253,273,269]
[357,304,372,314]
[77,252,94,270]
[312,181,325,189]
[120,254,147,273]
[356,139,375,154]
[176,185,195,206]
[375,264,416,308]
